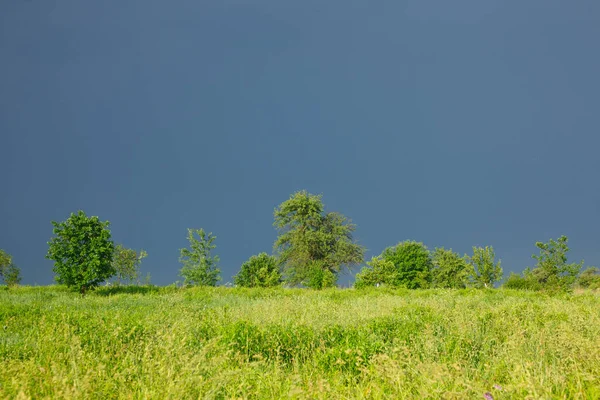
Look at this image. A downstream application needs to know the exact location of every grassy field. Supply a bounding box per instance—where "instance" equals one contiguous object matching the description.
[1,286,599,399]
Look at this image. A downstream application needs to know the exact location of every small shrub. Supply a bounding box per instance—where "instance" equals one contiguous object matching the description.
[577,267,600,289]
[354,257,397,289]
[234,253,281,288]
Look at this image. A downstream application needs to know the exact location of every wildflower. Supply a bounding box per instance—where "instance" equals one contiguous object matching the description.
[493,384,503,391]
[484,392,494,400]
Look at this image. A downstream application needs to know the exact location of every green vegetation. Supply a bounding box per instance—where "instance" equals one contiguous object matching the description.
[1,286,598,399]
[431,248,470,289]
[9,195,589,294]
[468,246,503,289]
[3,197,599,398]
[505,236,585,292]
[112,244,147,285]
[577,267,600,289]
[0,249,21,287]
[355,240,433,289]
[382,241,433,288]
[234,253,281,288]
[355,241,433,289]
[274,191,365,289]
[0,249,11,271]
[46,211,115,294]
[179,228,221,287]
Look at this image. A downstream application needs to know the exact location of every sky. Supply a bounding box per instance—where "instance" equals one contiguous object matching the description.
[1,0,599,286]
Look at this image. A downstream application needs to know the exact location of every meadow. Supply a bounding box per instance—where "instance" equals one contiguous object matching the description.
[1,286,599,399]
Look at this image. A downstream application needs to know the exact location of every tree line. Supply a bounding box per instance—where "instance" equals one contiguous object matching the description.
[2,190,599,293]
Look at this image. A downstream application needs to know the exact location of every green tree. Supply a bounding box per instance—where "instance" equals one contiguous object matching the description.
[529,235,583,290]
[379,241,432,289]
[46,211,115,293]
[355,241,432,289]
[0,250,21,287]
[274,191,365,288]
[304,260,337,289]
[179,228,220,286]
[354,257,397,289]
[234,253,281,288]
[577,267,600,289]
[0,249,11,273]
[431,248,470,289]
[467,246,502,288]
[112,244,148,284]
[3,264,22,287]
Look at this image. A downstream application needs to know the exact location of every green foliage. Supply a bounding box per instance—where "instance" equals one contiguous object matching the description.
[431,248,470,289]
[2,264,22,287]
[179,228,220,287]
[384,241,432,288]
[354,257,397,289]
[576,267,600,289]
[0,249,12,272]
[355,241,432,289]
[503,236,584,292]
[234,253,281,288]
[46,211,115,293]
[304,261,337,289]
[529,235,583,291]
[503,271,542,291]
[273,191,364,288]
[467,246,503,288]
[0,250,21,287]
[112,244,147,284]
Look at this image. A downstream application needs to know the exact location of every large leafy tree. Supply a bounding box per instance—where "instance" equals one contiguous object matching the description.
[467,246,503,288]
[46,211,115,293]
[179,228,221,286]
[112,244,148,284]
[431,247,470,289]
[274,191,365,288]
[234,253,281,288]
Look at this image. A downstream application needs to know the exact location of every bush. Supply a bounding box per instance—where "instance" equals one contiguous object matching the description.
[503,272,542,291]
[112,245,147,284]
[0,250,21,287]
[577,267,600,290]
[354,257,397,289]
[46,211,115,294]
[304,261,337,289]
[381,241,432,289]
[355,241,432,289]
[234,253,281,288]
[431,248,470,289]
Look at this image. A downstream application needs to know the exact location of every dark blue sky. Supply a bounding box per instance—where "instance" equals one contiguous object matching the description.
[1,0,599,286]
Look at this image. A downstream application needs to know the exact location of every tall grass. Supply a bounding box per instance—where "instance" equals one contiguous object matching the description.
[1,285,599,399]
